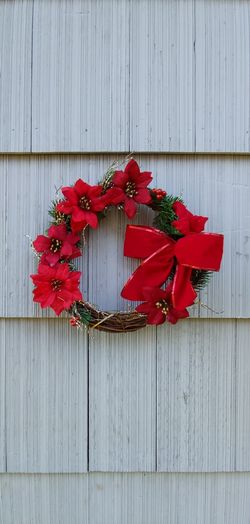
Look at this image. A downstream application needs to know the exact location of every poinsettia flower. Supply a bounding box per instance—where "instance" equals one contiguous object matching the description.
[172,201,208,235]
[136,285,189,325]
[112,159,152,218]
[56,180,111,232]
[33,224,81,266]
[31,263,82,315]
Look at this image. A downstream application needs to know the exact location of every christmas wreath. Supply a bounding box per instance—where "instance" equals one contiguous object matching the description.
[30,159,224,333]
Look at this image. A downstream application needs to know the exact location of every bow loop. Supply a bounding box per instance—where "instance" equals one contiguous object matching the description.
[121,225,224,310]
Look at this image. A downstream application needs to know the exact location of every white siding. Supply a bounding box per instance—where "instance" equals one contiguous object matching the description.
[32,0,129,152]
[195,0,250,152]
[0,474,88,524]
[1,1,250,153]
[130,0,250,152]
[89,330,156,471]
[0,322,5,472]
[1,155,249,318]
[236,321,250,471]
[0,0,250,520]
[157,320,236,472]
[5,320,88,473]
[0,1,32,152]
[0,473,250,524]
[130,0,195,152]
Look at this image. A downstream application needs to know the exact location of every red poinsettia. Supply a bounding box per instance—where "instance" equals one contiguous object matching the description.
[31,263,82,315]
[56,180,122,232]
[112,159,152,218]
[33,224,81,266]
[172,201,208,235]
[136,285,189,325]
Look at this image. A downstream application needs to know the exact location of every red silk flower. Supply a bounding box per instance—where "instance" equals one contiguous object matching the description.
[172,201,208,235]
[33,223,81,266]
[57,179,122,232]
[113,159,152,218]
[31,263,82,315]
[136,285,189,325]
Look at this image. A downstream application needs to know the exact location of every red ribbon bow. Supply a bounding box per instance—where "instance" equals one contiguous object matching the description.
[121,226,224,310]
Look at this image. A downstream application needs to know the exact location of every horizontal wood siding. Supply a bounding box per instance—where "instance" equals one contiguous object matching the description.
[130,0,195,152]
[0,322,5,472]
[1,319,249,473]
[1,0,249,519]
[1,154,249,318]
[157,320,236,472]
[0,1,32,152]
[0,473,250,524]
[1,1,250,152]
[5,320,88,473]
[89,329,156,471]
[32,0,129,152]
[236,321,250,470]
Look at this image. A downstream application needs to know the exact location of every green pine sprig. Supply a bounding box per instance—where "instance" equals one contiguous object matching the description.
[71,302,92,326]
[191,269,212,292]
[150,193,184,237]
[48,200,71,229]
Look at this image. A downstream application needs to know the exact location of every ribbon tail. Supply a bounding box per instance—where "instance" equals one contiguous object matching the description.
[124,225,175,259]
[172,265,197,310]
[121,244,174,301]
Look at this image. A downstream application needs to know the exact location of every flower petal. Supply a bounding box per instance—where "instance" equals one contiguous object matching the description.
[60,241,73,257]
[71,206,87,223]
[48,224,67,241]
[190,215,208,233]
[113,170,129,188]
[50,296,69,315]
[67,232,80,244]
[173,201,191,219]
[104,187,124,205]
[141,286,166,302]
[136,172,153,186]
[134,188,151,204]
[125,159,140,177]
[167,308,189,324]
[67,270,81,281]
[61,186,78,204]
[55,263,70,280]
[74,179,91,196]
[83,211,98,228]
[45,252,61,266]
[38,264,55,277]
[124,197,137,218]
[147,309,166,325]
[92,196,108,212]
[57,201,73,214]
[172,218,190,235]
[33,235,51,253]
[88,185,103,199]
[71,218,87,232]
[68,247,82,260]
[136,302,152,314]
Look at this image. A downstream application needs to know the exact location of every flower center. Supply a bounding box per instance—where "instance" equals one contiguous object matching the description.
[125,181,137,198]
[51,279,63,291]
[50,238,62,253]
[54,211,66,224]
[155,299,169,315]
[79,196,91,210]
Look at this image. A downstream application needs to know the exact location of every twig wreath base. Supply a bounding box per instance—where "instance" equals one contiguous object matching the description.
[76,302,147,333]
[30,158,224,333]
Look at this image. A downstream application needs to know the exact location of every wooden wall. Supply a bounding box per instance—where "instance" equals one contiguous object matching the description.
[0,1,250,522]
